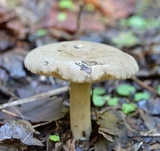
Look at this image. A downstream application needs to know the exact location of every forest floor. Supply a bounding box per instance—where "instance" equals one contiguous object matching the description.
[0,0,160,150]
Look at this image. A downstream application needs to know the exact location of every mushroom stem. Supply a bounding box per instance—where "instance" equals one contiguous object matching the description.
[70,83,91,140]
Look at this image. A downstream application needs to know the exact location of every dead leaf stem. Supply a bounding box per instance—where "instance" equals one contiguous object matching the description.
[0,86,68,110]
[132,76,160,96]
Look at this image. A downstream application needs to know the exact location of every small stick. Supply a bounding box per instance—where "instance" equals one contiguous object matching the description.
[0,86,69,110]
[74,0,84,40]
[1,109,21,118]
[0,86,18,99]
[132,77,160,96]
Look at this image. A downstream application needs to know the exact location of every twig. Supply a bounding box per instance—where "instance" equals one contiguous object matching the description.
[132,77,160,96]
[74,0,84,40]
[33,121,52,128]
[0,86,69,110]
[1,109,21,118]
[140,128,160,137]
[0,86,18,99]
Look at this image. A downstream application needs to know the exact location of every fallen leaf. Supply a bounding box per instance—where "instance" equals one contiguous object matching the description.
[138,98,160,115]
[0,143,22,151]
[150,143,160,150]
[98,130,114,142]
[0,49,27,78]
[0,66,9,85]
[63,139,76,151]
[85,0,135,20]
[6,19,27,39]
[97,110,130,143]
[95,135,112,151]
[0,120,43,146]
[0,6,16,25]
[0,32,16,52]
[147,98,160,115]
[139,110,158,130]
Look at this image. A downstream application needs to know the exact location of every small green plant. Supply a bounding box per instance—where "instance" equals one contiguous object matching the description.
[134,92,150,101]
[112,31,138,48]
[116,84,136,96]
[49,135,60,142]
[93,87,106,95]
[120,15,159,30]
[107,97,119,106]
[122,103,137,114]
[128,15,148,29]
[57,12,67,21]
[157,85,160,94]
[35,29,48,36]
[93,95,106,107]
[58,0,74,10]
[92,87,106,107]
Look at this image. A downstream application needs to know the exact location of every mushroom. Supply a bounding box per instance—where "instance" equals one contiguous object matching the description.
[24,40,139,140]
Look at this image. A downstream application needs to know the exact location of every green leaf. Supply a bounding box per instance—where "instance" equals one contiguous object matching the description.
[157,85,160,94]
[103,95,111,101]
[116,84,136,96]
[122,103,137,114]
[107,97,119,106]
[93,87,106,95]
[58,0,74,10]
[128,15,147,29]
[49,135,60,142]
[57,12,67,21]
[93,95,106,107]
[112,31,138,48]
[35,29,48,36]
[134,92,150,101]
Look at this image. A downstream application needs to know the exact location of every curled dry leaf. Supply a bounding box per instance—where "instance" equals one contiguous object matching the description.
[97,110,132,143]
[0,120,43,146]
[97,111,117,141]
[63,139,76,151]
[0,49,27,78]
[0,6,16,25]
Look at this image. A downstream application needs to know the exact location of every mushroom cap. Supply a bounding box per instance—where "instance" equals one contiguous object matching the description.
[24,40,139,83]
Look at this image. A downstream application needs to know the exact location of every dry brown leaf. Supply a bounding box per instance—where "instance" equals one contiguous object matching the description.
[97,110,131,143]
[98,131,114,142]
[0,49,27,77]
[98,127,115,135]
[0,120,43,146]
[63,139,76,151]
[6,19,27,39]
[150,143,160,150]
[85,0,135,20]
[0,6,16,24]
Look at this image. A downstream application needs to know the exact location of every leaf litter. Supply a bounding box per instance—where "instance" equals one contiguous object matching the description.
[0,0,160,150]
[0,120,43,146]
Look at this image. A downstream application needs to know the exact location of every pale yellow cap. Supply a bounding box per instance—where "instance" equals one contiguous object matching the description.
[24,41,139,83]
